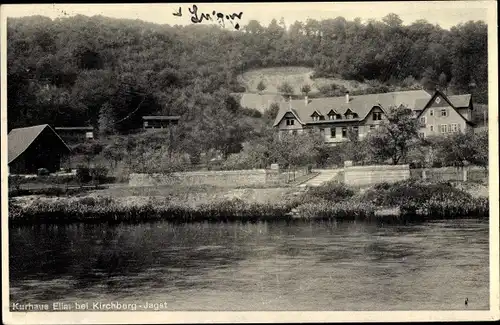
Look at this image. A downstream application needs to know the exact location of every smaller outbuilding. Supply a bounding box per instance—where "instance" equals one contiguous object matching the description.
[142,116,180,129]
[8,124,71,174]
[54,126,94,144]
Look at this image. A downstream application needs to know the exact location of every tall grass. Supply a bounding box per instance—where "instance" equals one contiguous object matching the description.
[9,197,296,225]
[9,179,489,225]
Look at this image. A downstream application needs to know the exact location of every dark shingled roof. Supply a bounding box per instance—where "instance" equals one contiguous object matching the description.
[273,90,432,127]
[8,124,70,164]
[55,126,94,131]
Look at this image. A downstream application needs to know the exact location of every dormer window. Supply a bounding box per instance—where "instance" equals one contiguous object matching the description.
[286,119,295,126]
[352,113,358,119]
[311,111,323,122]
[373,112,383,120]
[345,109,355,120]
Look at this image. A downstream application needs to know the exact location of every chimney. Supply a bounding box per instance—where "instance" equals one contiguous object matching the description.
[345,91,350,104]
[305,95,309,106]
[288,96,292,111]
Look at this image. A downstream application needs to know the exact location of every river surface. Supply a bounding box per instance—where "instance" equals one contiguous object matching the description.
[9,219,488,311]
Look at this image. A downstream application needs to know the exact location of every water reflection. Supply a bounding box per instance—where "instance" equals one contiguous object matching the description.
[10,219,488,310]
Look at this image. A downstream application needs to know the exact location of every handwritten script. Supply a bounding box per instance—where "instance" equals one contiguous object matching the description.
[173,5,243,30]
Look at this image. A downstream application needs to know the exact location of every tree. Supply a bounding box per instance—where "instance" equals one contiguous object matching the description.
[301,84,312,96]
[263,102,280,123]
[430,130,488,167]
[366,106,420,164]
[257,80,266,93]
[421,67,438,91]
[438,72,448,93]
[278,82,294,97]
[98,102,115,137]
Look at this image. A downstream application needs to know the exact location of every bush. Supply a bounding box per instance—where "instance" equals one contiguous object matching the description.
[90,166,109,184]
[306,181,355,202]
[360,179,474,207]
[76,166,92,184]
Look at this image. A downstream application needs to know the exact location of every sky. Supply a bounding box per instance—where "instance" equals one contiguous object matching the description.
[1,2,491,30]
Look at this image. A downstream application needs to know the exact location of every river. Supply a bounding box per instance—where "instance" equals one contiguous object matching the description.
[9,219,489,311]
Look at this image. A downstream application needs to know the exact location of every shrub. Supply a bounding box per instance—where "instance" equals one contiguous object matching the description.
[90,166,109,184]
[306,181,355,202]
[76,166,92,184]
[37,168,49,176]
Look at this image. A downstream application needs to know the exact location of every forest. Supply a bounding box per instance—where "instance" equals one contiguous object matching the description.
[7,13,488,132]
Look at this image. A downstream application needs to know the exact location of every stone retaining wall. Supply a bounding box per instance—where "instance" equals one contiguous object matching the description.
[344,164,410,186]
[129,167,309,187]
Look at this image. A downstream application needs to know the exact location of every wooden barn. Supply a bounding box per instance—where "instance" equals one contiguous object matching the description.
[8,124,71,174]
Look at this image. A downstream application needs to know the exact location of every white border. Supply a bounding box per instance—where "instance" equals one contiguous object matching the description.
[1,2,499,323]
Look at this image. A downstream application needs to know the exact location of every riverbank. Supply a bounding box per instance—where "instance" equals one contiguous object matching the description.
[8,180,488,225]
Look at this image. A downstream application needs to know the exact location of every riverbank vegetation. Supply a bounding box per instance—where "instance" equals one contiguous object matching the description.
[9,179,489,225]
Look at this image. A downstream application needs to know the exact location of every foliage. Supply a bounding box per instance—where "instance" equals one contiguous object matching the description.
[366,106,420,164]
[278,82,294,97]
[263,102,280,123]
[427,130,488,167]
[7,15,487,133]
[76,166,92,184]
[301,84,312,95]
[256,79,266,92]
[305,181,355,202]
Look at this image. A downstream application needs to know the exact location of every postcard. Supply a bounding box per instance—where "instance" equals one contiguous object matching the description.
[1,2,498,324]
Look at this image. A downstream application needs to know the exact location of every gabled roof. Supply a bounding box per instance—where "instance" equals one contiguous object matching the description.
[414,93,472,111]
[142,116,181,120]
[448,94,472,108]
[231,93,285,113]
[55,126,94,131]
[8,124,70,164]
[273,90,432,126]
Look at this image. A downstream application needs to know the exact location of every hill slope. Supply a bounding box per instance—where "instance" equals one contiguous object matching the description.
[237,67,370,95]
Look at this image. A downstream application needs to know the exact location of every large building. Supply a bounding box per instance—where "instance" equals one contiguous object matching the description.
[273,89,474,143]
[8,124,71,174]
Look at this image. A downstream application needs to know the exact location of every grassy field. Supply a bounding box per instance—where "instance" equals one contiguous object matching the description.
[237,66,370,95]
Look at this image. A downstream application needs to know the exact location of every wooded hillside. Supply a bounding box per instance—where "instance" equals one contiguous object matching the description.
[7,14,488,131]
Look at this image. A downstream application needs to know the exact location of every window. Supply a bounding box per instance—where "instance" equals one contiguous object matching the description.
[286,119,295,126]
[430,125,434,132]
[419,116,426,126]
[85,132,94,139]
[440,124,447,133]
[451,123,458,132]
[342,127,347,138]
[430,109,434,116]
[346,114,352,119]
[373,112,382,120]
[440,109,448,117]
[320,128,325,135]
[329,114,334,120]
[419,132,425,139]
[353,126,359,134]
[369,125,375,131]
[330,127,336,138]
[292,130,298,135]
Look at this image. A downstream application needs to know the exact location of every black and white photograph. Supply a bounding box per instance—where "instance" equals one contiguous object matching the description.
[1,2,498,323]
